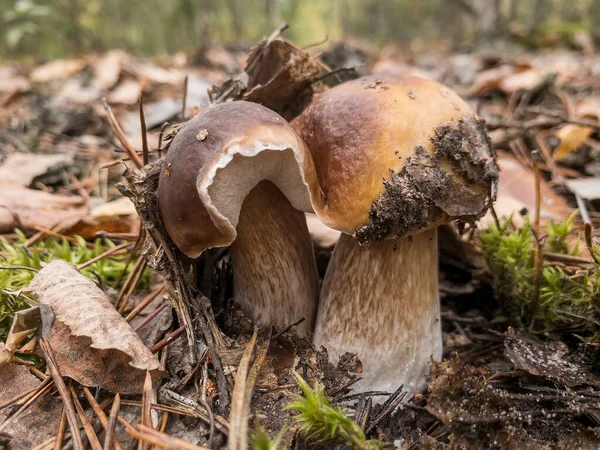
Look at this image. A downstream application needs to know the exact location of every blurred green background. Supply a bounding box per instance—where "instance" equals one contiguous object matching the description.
[1,0,599,60]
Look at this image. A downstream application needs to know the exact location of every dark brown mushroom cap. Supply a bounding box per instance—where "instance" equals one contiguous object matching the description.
[293,75,499,244]
[158,101,324,257]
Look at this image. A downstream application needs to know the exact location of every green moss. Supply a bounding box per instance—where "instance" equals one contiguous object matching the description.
[479,213,600,333]
[0,231,148,341]
[286,371,384,450]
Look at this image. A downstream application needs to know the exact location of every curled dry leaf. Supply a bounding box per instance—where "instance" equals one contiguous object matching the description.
[553,124,594,160]
[29,260,161,394]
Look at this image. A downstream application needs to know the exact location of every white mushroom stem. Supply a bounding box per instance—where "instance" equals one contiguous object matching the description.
[231,181,319,334]
[313,228,442,397]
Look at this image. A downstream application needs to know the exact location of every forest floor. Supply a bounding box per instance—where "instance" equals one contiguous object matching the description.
[1,29,600,449]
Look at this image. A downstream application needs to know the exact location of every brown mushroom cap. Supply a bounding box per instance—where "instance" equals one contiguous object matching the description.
[158,101,324,258]
[293,75,499,244]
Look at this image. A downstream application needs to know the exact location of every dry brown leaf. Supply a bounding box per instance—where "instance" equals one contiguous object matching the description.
[553,124,593,160]
[92,50,127,91]
[480,152,570,228]
[576,97,600,120]
[498,69,544,94]
[0,152,73,186]
[29,260,162,393]
[468,65,515,95]
[107,79,143,105]
[30,59,86,84]
[0,363,62,450]
[0,182,87,231]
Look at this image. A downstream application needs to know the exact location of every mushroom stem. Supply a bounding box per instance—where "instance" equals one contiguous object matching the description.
[231,181,319,334]
[313,228,441,396]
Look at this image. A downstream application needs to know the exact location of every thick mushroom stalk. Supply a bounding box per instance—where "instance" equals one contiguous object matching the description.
[294,76,499,396]
[158,101,324,334]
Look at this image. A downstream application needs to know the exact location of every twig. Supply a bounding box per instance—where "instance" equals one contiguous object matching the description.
[104,394,121,450]
[366,385,406,433]
[157,122,169,158]
[181,75,189,121]
[139,94,149,166]
[131,425,210,450]
[69,385,103,450]
[150,325,185,353]
[125,283,165,322]
[77,243,129,270]
[133,302,169,332]
[81,386,124,450]
[140,372,153,450]
[39,339,84,450]
[103,99,144,169]
[272,317,305,339]
[0,266,38,272]
[53,406,67,450]
[533,158,541,236]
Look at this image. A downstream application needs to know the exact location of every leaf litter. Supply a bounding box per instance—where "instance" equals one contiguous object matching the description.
[0,25,600,450]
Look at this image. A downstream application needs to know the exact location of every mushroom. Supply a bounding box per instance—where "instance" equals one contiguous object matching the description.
[158,101,325,334]
[293,76,499,395]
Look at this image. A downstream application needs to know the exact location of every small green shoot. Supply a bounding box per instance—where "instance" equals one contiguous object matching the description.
[252,425,285,450]
[287,371,384,450]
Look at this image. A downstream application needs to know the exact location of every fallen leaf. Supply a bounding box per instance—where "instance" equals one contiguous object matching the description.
[107,79,143,105]
[92,49,128,91]
[480,152,570,228]
[576,96,600,120]
[29,260,162,393]
[498,69,544,94]
[30,59,86,84]
[468,65,515,95]
[0,152,73,187]
[0,363,62,450]
[505,328,600,388]
[553,124,593,160]
[565,177,600,201]
[0,182,87,231]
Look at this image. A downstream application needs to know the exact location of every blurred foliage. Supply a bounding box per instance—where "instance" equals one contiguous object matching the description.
[0,0,598,60]
[480,213,600,334]
[0,230,149,342]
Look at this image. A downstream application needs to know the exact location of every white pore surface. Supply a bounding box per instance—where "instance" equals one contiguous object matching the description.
[201,145,312,240]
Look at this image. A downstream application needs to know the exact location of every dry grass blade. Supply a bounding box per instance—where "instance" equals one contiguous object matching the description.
[104,394,121,450]
[139,93,149,165]
[81,387,124,450]
[53,406,67,450]
[119,258,148,314]
[132,425,210,450]
[228,328,258,450]
[158,390,229,436]
[103,98,144,169]
[69,385,103,450]
[39,338,84,450]
[77,243,129,270]
[140,372,153,450]
[125,283,165,322]
[228,328,269,450]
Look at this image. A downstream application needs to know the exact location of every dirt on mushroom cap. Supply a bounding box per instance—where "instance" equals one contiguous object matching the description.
[356,115,499,246]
